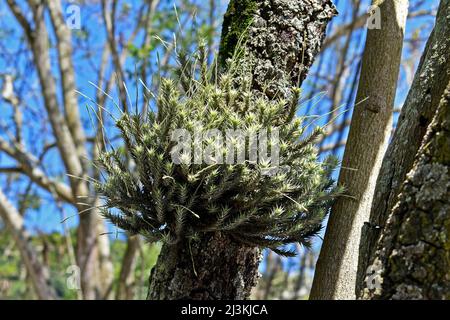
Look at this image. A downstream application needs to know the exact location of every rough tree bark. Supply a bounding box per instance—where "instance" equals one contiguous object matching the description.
[148,232,261,299]
[147,0,337,300]
[357,0,450,296]
[310,0,409,299]
[361,81,450,300]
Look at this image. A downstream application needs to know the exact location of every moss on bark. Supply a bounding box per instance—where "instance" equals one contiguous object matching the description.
[218,0,257,69]
[220,0,337,99]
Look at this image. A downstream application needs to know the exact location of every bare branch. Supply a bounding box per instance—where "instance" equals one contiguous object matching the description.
[0,136,75,204]
[46,0,88,168]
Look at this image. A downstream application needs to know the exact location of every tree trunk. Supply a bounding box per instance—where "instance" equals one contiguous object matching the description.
[147,0,337,300]
[147,232,260,299]
[116,236,140,300]
[357,0,450,296]
[6,0,108,299]
[219,0,337,100]
[292,245,308,300]
[310,0,408,299]
[361,81,450,300]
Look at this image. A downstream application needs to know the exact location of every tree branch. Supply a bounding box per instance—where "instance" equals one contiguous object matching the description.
[0,137,74,204]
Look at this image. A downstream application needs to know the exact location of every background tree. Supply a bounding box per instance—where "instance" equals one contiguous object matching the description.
[310,0,409,299]
[0,190,56,299]
[357,0,450,295]
[361,81,450,299]
[0,0,218,299]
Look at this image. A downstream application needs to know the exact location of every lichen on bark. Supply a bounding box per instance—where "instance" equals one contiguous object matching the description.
[357,0,450,294]
[362,82,450,300]
[147,232,261,300]
[219,0,337,99]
